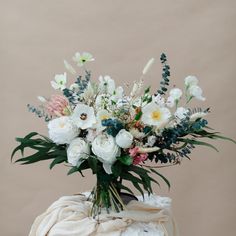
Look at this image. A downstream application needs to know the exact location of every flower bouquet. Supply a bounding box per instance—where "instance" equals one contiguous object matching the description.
[12,52,235,217]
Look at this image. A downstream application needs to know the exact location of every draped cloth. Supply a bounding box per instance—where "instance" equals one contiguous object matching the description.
[29,193,179,236]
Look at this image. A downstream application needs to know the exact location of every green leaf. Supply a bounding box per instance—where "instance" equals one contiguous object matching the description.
[116,183,134,195]
[117,155,133,166]
[150,168,171,189]
[67,166,79,175]
[211,134,236,144]
[87,156,98,174]
[134,111,142,121]
[50,156,67,169]
[178,138,219,152]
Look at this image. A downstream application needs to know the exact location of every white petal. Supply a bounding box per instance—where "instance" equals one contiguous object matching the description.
[103,163,113,174]
[64,60,76,74]
[51,81,60,90]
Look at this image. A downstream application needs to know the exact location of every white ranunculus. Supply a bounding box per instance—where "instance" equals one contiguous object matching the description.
[141,102,171,128]
[169,88,182,100]
[185,75,198,87]
[188,85,206,101]
[190,112,207,121]
[72,104,96,129]
[115,129,133,148]
[174,107,189,120]
[48,116,79,144]
[98,75,116,94]
[92,134,120,174]
[67,138,90,167]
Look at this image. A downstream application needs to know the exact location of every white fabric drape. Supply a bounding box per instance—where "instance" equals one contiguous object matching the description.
[29,193,179,236]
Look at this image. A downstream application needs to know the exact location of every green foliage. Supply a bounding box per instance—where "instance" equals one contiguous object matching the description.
[156,53,170,95]
[11,132,67,168]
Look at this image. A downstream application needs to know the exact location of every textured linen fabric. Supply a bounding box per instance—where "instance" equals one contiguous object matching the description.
[29,193,178,236]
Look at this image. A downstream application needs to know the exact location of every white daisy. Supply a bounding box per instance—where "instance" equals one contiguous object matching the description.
[71,104,96,129]
[72,52,94,67]
[51,72,67,90]
[141,102,171,127]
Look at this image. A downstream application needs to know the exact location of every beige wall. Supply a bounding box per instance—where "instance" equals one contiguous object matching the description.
[1,0,236,235]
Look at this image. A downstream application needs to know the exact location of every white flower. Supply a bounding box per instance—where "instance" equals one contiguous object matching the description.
[64,60,76,74]
[72,52,94,67]
[169,88,182,100]
[115,129,133,148]
[98,76,116,94]
[67,138,90,166]
[37,96,47,103]
[174,107,189,120]
[141,102,171,127]
[48,116,79,144]
[188,85,206,101]
[142,58,155,75]
[72,104,96,129]
[95,94,110,109]
[92,134,120,174]
[190,112,207,121]
[86,129,99,143]
[185,75,198,87]
[51,72,67,90]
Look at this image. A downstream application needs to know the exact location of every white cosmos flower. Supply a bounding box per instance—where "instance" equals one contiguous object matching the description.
[64,60,76,74]
[169,88,182,100]
[72,104,96,129]
[51,72,67,90]
[72,52,94,67]
[141,102,171,127]
[115,129,133,148]
[185,75,199,87]
[48,116,79,144]
[174,107,189,120]
[98,76,116,94]
[92,134,121,174]
[67,138,90,167]
[190,112,207,121]
[188,85,206,101]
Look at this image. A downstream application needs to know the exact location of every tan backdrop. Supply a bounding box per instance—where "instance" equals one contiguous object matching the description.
[1,0,236,235]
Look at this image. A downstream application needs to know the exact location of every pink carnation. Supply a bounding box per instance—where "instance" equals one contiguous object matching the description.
[133,153,148,165]
[129,147,139,157]
[45,95,69,116]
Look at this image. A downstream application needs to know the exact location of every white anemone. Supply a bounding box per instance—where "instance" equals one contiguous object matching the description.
[72,104,96,129]
[141,102,171,128]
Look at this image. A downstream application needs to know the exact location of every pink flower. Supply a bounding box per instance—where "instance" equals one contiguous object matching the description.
[133,153,148,165]
[129,147,139,157]
[45,95,70,116]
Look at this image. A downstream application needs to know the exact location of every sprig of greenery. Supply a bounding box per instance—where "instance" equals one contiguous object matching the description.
[156,53,170,95]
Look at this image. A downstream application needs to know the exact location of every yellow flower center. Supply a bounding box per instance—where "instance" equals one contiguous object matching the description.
[100,115,109,120]
[151,110,162,121]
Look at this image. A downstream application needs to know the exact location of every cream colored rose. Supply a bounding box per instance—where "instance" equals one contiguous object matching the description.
[67,138,90,167]
[115,129,133,148]
[92,134,120,174]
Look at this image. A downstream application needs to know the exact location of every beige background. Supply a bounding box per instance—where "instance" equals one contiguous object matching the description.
[1,0,236,235]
